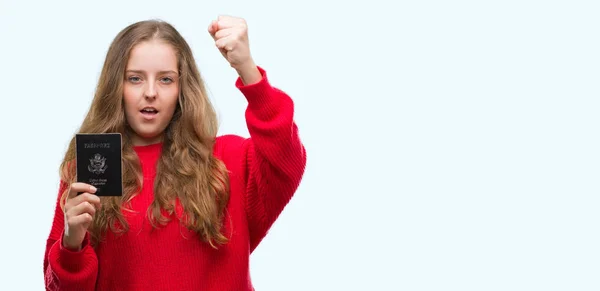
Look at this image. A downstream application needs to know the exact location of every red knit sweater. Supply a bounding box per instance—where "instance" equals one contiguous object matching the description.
[43,67,306,291]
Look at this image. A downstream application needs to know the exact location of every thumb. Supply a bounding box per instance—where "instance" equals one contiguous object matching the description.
[208,20,218,38]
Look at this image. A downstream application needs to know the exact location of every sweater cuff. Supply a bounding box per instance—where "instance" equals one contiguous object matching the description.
[235,66,283,118]
[55,231,92,272]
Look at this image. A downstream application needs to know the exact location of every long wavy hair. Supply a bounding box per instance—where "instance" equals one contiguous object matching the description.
[58,20,230,248]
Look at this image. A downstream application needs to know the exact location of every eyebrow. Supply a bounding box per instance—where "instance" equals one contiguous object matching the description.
[126,70,179,75]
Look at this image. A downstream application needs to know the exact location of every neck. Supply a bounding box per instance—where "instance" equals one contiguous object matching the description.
[131,133,164,147]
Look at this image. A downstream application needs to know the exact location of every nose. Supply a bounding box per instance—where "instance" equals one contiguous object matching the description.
[144,82,157,99]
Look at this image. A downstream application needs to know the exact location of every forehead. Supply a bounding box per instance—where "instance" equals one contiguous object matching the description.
[126,40,178,71]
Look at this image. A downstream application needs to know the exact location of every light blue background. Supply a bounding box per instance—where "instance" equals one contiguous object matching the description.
[0,0,598,290]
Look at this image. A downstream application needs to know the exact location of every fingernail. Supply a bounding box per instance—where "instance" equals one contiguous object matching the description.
[90,186,97,192]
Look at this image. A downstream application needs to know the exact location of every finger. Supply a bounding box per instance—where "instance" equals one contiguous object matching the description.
[208,20,218,37]
[67,193,101,210]
[68,183,97,198]
[80,193,101,209]
[214,28,235,40]
[67,200,97,218]
[215,35,236,51]
[66,212,94,227]
[217,15,245,24]
[217,17,245,30]
[81,193,102,209]
[217,15,231,22]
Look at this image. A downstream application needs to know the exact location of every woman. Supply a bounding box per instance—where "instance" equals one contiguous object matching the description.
[43,15,306,291]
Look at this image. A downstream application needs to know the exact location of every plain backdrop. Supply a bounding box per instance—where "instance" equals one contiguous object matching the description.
[1,0,599,290]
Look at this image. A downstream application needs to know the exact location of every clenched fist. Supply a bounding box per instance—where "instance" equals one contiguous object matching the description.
[208,15,261,84]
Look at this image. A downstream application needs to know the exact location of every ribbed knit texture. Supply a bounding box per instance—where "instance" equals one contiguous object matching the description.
[43,67,306,291]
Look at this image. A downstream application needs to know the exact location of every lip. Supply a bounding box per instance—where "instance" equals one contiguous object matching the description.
[140,107,159,121]
[140,106,158,112]
[140,111,158,120]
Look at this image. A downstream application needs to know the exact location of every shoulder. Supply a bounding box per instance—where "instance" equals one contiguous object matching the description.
[215,134,246,145]
[212,134,251,189]
[213,134,249,165]
[214,134,247,152]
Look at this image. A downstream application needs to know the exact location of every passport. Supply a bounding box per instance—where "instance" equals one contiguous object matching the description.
[75,133,123,196]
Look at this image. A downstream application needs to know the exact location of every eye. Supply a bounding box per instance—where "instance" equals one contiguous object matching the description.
[160,77,174,84]
[127,76,142,83]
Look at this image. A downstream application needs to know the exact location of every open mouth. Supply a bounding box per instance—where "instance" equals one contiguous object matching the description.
[140,107,159,116]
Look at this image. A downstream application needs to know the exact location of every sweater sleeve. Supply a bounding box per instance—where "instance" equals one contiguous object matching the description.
[43,181,98,290]
[234,66,307,251]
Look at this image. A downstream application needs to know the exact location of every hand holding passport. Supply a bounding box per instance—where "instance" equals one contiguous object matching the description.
[62,182,101,250]
[61,133,122,250]
[75,133,123,196]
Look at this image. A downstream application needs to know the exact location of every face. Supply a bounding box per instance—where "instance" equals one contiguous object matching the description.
[123,39,179,146]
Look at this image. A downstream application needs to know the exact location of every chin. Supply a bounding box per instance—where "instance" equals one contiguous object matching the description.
[131,130,165,145]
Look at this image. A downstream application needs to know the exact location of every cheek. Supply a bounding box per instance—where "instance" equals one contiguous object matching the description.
[123,86,138,114]
[163,87,180,114]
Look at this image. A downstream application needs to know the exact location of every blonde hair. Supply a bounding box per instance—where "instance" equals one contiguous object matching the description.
[59,20,230,248]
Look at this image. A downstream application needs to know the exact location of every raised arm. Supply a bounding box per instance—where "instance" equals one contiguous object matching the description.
[239,67,306,250]
[208,16,307,250]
